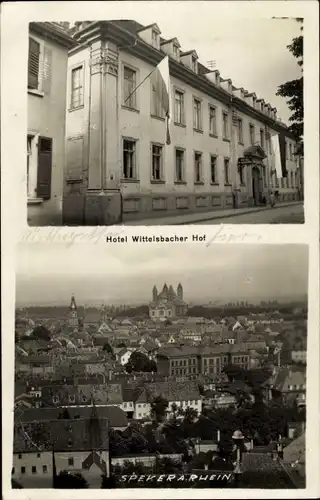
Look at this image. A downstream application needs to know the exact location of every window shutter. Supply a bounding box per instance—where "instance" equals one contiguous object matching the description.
[37,137,52,199]
[28,38,40,90]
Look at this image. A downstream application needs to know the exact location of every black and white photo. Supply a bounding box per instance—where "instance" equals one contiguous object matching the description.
[13,242,308,489]
[26,12,304,226]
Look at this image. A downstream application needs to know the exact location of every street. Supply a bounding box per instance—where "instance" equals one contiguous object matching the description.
[194,204,304,225]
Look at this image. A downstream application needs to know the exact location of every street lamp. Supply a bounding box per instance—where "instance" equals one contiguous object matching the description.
[232,430,244,482]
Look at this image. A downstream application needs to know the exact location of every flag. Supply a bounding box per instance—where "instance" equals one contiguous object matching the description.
[271,134,282,179]
[271,133,287,178]
[150,56,171,145]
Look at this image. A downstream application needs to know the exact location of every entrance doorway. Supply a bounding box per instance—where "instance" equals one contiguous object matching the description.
[252,166,262,206]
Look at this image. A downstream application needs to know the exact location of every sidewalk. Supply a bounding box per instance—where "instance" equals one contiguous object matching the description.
[121,201,302,226]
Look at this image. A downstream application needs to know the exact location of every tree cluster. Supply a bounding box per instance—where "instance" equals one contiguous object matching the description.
[276,18,304,153]
[125,351,157,373]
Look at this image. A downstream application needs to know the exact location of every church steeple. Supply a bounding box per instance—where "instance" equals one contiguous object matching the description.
[177,283,183,300]
[152,285,158,302]
[69,294,79,327]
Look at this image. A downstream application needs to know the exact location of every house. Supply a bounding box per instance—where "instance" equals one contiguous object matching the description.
[130,380,202,420]
[269,366,306,405]
[27,22,74,225]
[291,350,307,364]
[12,406,110,488]
[63,20,302,225]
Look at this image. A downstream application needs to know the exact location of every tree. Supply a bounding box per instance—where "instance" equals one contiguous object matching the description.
[101,474,117,488]
[276,18,303,154]
[31,325,51,341]
[125,351,157,373]
[55,471,89,488]
[150,396,168,423]
[102,343,113,354]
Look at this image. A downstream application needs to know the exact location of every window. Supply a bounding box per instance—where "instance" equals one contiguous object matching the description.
[175,148,185,182]
[222,112,229,139]
[123,139,137,179]
[237,119,243,143]
[249,124,255,145]
[266,134,271,154]
[70,66,84,109]
[193,98,202,130]
[43,465,48,473]
[21,467,26,474]
[173,44,179,59]
[123,66,137,109]
[192,56,197,73]
[209,106,217,135]
[12,467,15,475]
[210,155,217,183]
[18,454,22,459]
[151,144,163,181]
[37,453,41,458]
[174,90,185,124]
[68,457,74,466]
[260,129,265,149]
[32,466,37,474]
[289,143,292,160]
[224,158,230,184]
[151,30,158,48]
[28,37,40,90]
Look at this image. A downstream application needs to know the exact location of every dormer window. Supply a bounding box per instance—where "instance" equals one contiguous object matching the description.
[152,30,158,49]
[192,56,197,73]
[173,44,179,60]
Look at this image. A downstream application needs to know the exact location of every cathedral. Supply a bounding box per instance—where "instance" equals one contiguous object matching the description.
[149,283,188,320]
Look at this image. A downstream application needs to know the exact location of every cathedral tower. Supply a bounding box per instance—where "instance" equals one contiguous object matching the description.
[177,283,183,300]
[152,285,158,302]
[69,295,79,328]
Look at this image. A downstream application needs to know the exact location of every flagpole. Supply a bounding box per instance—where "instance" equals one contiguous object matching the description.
[124,67,156,104]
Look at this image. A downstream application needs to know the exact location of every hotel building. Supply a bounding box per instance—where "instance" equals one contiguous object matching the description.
[64,20,302,225]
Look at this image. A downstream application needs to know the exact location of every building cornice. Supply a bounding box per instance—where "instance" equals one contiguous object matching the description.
[70,21,295,139]
[29,22,75,48]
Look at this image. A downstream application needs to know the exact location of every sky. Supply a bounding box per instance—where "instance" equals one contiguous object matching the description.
[68,6,302,124]
[16,243,308,306]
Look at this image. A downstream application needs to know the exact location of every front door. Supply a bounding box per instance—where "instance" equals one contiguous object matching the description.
[252,166,261,206]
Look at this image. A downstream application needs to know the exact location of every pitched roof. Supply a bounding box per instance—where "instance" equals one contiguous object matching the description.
[41,383,123,405]
[14,416,109,453]
[145,380,200,402]
[15,405,128,428]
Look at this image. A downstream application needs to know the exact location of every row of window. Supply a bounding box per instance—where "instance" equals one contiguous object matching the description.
[124,139,233,184]
[14,457,75,476]
[13,465,47,475]
[69,64,296,160]
[171,367,197,375]
[171,358,197,366]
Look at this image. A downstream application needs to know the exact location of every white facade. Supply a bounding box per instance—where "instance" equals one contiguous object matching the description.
[63,21,302,224]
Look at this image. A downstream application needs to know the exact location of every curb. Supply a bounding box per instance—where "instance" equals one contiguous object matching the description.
[172,203,303,226]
